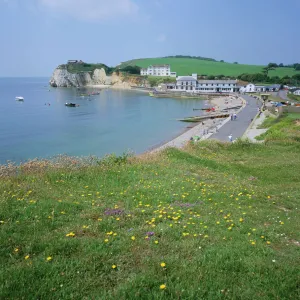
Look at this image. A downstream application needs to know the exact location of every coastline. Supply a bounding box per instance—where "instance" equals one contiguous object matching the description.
[86,84,152,93]
[149,95,245,153]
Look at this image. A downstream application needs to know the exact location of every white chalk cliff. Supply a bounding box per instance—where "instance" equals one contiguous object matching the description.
[49,65,110,87]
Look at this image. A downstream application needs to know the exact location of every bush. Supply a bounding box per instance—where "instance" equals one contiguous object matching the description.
[119,65,141,75]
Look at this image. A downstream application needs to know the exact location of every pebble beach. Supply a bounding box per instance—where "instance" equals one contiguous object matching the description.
[151,95,245,152]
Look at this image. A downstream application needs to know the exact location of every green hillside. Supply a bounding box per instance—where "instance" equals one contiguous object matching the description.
[120,58,300,78]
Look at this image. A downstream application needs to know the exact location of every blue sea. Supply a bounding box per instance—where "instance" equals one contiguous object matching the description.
[0,78,206,164]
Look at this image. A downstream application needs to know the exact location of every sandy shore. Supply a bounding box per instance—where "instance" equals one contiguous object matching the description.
[86,84,151,93]
[151,95,245,152]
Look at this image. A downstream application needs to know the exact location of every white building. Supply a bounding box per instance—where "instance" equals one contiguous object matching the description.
[140,64,176,77]
[239,83,256,93]
[171,74,239,93]
[293,89,300,95]
[240,83,280,93]
[196,79,239,93]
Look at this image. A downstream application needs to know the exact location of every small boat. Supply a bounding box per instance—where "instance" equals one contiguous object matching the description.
[65,103,78,107]
[91,91,100,95]
[16,96,24,101]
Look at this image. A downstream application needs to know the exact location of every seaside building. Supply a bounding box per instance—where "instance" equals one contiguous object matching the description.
[171,74,239,93]
[290,88,300,95]
[240,83,280,93]
[140,65,176,77]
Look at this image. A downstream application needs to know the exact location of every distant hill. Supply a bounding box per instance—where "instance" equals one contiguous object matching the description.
[119,57,300,78]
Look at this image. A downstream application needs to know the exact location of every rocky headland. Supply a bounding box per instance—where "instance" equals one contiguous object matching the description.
[49,64,148,89]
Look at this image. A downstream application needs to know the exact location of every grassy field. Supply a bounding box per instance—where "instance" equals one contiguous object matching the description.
[120,58,300,78]
[1,114,300,299]
[287,93,300,102]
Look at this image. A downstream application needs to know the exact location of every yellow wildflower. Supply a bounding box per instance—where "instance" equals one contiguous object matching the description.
[160,284,166,290]
[112,264,117,269]
[131,236,136,241]
[25,255,30,260]
[46,256,52,261]
[66,232,75,237]
[160,262,166,267]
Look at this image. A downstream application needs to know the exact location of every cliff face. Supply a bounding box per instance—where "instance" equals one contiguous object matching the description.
[49,65,110,87]
[49,65,149,88]
[111,72,149,89]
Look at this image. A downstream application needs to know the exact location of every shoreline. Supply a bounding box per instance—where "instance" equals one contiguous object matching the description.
[149,95,245,153]
[86,84,151,93]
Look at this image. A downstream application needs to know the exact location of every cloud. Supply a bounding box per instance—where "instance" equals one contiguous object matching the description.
[157,34,166,43]
[38,0,138,22]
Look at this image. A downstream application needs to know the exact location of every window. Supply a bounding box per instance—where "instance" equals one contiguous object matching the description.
[206,84,208,86]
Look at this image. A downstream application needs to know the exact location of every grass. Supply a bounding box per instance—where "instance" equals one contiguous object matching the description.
[1,115,300,299]
[257,115,278,129]
[256,113,300,142]
[120,57,300,78]
[65,63,114,74]
[287,93,300,102]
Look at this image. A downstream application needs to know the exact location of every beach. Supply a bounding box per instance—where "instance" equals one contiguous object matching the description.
[151,95,245,152]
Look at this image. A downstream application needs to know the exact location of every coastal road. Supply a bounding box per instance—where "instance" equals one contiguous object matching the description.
[209,94,261,142]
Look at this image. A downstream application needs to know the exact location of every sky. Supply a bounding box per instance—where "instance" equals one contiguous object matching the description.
[0,0,299,77]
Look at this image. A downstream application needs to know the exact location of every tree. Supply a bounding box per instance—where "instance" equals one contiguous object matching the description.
[233,62,238,64]
[262,64,275,76]
[120,65,141,75]
[294,64,300,71]
[220,60,224,63]
[207,75,215,80]
[267,63,278,68]
[280,75,291,85]
[279,63,284,67]
[292,74,300,81]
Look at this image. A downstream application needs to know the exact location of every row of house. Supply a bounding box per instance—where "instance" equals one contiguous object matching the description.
[165,76,281,94]
[288,88,300,95]
[140,64,282,94]
[239,83,281,93]
[165,74,240,93]
[140,64,177,77]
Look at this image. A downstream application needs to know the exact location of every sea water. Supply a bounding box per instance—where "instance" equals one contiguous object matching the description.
[0,77,205,164]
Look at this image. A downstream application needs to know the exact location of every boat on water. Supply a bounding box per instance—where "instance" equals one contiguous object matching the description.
[65,103,79,107]
[16,96,24,101]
